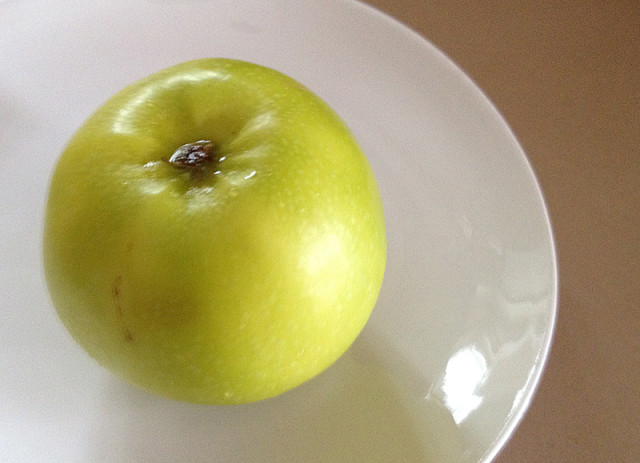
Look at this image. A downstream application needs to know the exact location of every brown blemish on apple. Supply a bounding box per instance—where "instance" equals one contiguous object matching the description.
[112,276,134,342]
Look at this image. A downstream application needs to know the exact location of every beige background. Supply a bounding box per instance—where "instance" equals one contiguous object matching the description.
[363,1,639,461]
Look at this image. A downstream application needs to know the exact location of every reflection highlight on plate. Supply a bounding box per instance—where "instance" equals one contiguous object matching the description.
[435,346,488,425]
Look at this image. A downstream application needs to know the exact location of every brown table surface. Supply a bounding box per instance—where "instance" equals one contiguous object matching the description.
[364,1,640,461]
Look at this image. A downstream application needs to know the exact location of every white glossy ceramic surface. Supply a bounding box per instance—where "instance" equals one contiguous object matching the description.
[0,1,557,461]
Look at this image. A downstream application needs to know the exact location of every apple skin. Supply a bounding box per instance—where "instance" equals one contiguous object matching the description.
[44,58,386,404]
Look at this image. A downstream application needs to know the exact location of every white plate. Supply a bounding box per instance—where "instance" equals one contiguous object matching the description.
[0,1,557,461]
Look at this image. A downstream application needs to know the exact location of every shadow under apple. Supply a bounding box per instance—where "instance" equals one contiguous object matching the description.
[85,327,466,463]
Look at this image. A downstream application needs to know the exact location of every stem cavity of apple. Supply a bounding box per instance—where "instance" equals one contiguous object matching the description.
[167,140,218,170]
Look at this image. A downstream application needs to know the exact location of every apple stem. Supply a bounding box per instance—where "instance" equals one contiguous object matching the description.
[167,140,217,170]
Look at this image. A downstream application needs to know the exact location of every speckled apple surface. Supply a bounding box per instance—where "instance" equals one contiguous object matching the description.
[43,58,387,405]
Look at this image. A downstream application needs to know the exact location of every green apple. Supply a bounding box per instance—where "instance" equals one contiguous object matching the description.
[43,58,386,404]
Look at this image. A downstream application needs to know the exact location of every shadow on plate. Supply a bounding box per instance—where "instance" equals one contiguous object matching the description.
[86,328,466,462]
